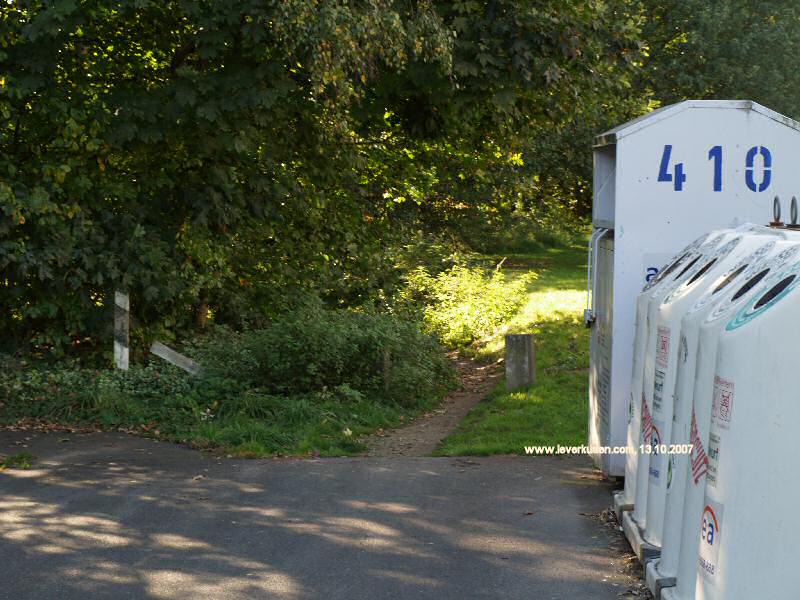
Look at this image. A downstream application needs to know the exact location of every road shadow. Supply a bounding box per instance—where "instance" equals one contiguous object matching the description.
[1,431,640,599]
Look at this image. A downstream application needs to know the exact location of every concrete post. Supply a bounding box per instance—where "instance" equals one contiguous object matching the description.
[150,342,202,376]
[114,291,130,370]
[505,334,535,391]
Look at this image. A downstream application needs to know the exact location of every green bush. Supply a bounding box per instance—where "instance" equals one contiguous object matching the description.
[0,306,456,456]
[0,361,101,420]
[468,215,586,255]
[194,306,454,409]
[0,358,197,426]
[400,265,537,347]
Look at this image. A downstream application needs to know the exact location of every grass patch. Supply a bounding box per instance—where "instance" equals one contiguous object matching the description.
[0,239,586,459]
[0,452,36,470]
[0,307,455,458]
[436,241,589,455]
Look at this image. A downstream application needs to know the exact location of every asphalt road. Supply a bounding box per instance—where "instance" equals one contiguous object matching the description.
[0,432,633,599]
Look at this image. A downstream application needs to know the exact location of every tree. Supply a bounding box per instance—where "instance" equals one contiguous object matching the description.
[0,0,451,351]
[641,0,800,118]
[1,0,646,354]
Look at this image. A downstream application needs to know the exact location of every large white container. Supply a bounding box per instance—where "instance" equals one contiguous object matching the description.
[694,257,800,599]
[631,230,742,531]
[647,236,793,592]
[589,100,800,477]
[617,233,711,510]
[641,231,777,548]
[661,241,800,600]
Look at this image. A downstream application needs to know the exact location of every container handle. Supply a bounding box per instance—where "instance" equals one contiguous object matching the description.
[585,228,610,327]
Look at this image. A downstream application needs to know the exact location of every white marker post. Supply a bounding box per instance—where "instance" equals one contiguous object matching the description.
[114,291,130,370]
[150,341,202,376]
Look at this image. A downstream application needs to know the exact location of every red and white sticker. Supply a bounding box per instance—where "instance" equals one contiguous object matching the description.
[712,375,734,429]
[656,325,671,369]
[690,406,710,485]
[641,393,653,444]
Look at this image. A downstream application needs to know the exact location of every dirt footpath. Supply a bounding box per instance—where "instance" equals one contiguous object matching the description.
[364,355,503,457]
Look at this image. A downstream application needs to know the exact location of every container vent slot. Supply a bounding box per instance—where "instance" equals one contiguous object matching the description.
[713,264,748,295]
[686,259,717,286]
[674,255,701,280]
[660,253,689,280]
[731,268,771,302]
[754,275,796,310]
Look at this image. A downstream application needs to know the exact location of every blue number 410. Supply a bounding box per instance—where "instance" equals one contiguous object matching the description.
[658,145,686,191]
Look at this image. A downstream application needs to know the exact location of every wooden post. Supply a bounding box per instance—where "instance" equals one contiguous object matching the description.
[114,291,130,370]
[382,349,392,393]
[505,334,535,392]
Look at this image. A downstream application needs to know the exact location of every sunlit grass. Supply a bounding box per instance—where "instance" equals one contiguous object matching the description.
[436,242,589,455]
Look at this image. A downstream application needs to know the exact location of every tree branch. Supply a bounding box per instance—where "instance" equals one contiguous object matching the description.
[170,40,196,74]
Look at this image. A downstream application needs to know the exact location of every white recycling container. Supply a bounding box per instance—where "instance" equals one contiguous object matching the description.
[641,232,766,548]
[646,235,794,593]
[661,241,800,600]
[694,257,800,599]
[631,228,741,532]
[616,233,710,513]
